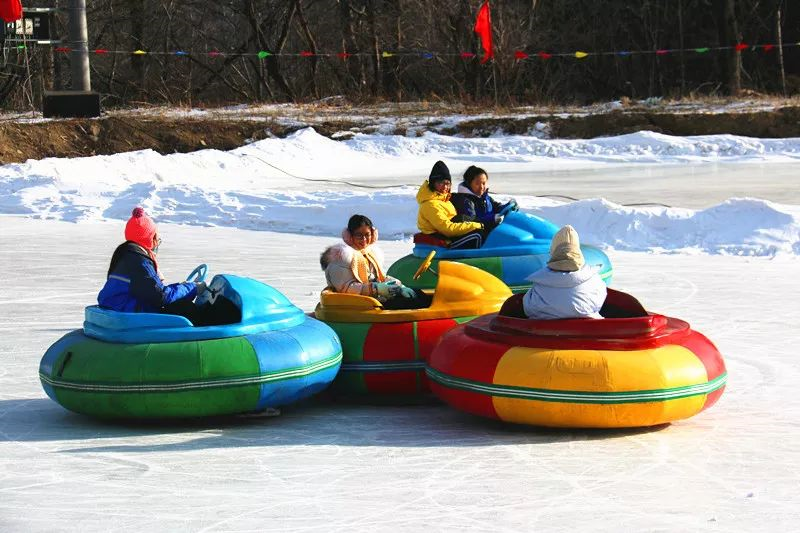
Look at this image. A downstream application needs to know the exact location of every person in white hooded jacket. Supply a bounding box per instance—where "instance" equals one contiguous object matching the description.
[320,214,432,310]
[522,225,607,320]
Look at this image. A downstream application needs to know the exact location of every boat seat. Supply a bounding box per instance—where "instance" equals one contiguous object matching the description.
[600,288,649,318]
[500,289,648,320]
[413,232,449,247]
[319,289,383,309]
[499,294,526,319]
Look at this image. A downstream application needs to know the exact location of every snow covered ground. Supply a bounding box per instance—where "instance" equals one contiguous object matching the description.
[1,128,799,530]
[0,218,798,532]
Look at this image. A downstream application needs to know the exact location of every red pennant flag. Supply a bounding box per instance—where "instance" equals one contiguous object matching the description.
[514,51,529,60]
[763,44,774,53]
[460,52,476,59]
[537,51,553,60]
[337,52,351,59]
[473,2,493,64]
[300,51,315,57]
[656,49,669,55]
[734,43,749,52]
[0,0,23,23]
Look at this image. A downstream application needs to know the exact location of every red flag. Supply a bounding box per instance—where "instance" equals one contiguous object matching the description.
[1,0,23,23]
[473,2,493,64]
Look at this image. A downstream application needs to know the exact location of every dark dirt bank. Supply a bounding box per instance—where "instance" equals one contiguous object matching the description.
[2,104,800,164]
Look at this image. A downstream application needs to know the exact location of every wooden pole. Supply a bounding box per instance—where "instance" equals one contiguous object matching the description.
[777,5,787,96]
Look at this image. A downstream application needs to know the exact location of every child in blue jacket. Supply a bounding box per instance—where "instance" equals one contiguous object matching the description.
[98,207,204,318]
[450,165,517,226]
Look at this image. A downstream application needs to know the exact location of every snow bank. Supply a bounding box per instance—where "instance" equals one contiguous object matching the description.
[2,128,799,256]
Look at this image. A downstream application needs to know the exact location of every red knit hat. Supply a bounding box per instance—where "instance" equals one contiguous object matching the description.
[125,207,158,250]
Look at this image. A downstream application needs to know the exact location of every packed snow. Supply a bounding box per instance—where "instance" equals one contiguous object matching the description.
[1,126,799,531]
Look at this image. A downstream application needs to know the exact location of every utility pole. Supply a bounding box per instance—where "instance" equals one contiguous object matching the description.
[42,0,100,117]
[68,0,90,91]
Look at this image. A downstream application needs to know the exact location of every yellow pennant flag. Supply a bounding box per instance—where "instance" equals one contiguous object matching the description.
[133,50,147,55]
[575,51,588,59]
[381,51,394,58]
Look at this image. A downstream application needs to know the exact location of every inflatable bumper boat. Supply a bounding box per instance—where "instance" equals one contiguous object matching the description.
[426,290,726,428]
[39,268,342,419]
[388,209,612,293]
[314,255,511,396]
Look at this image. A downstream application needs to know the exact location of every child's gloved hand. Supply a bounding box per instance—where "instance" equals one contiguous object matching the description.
[374,281,401,298]
[399,286,417,299]
[505,200,519,212]
[195,281,207,295]
[494,214,505,225]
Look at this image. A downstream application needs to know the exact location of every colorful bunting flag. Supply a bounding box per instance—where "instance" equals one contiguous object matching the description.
[575,51,588,59]
[514,51,529,60]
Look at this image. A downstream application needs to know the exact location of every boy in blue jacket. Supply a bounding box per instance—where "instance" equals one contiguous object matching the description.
[98,207,205,320]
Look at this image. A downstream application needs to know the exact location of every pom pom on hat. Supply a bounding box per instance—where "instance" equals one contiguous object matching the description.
[125,206,158,250]
[547,225,585,272]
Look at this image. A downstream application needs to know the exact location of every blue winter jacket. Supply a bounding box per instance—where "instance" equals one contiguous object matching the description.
[450,183,504,225]
[97,242,197,312]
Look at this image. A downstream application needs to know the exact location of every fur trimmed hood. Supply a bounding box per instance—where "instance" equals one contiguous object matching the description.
[320,242,385,270]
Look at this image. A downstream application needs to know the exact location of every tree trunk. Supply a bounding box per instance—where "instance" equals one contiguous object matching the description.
[715,0,741,94]
[295,0,318,98]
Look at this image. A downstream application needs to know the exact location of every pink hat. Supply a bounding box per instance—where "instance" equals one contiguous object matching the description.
[125,207,158,250]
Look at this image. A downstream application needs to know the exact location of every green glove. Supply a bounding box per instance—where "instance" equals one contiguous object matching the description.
[373,281,400,298]
[399,286,416,298]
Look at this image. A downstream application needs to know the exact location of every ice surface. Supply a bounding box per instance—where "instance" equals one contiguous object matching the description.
[1,218,798,531]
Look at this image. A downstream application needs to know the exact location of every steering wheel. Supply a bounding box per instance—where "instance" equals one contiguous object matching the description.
[412,251,437,280]
[186,263,208,283]
[498,201,516,217]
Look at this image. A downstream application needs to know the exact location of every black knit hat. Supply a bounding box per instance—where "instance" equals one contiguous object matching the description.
[428,160,451,187]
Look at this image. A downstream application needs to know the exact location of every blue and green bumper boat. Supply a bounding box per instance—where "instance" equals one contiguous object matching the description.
[388,209,613,293]
[39,271,342,419]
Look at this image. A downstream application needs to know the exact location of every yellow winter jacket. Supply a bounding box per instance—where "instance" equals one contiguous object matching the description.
[416,181,483,237]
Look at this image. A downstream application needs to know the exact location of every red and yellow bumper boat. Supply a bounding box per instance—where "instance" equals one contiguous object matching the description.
[426,291,727,428]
